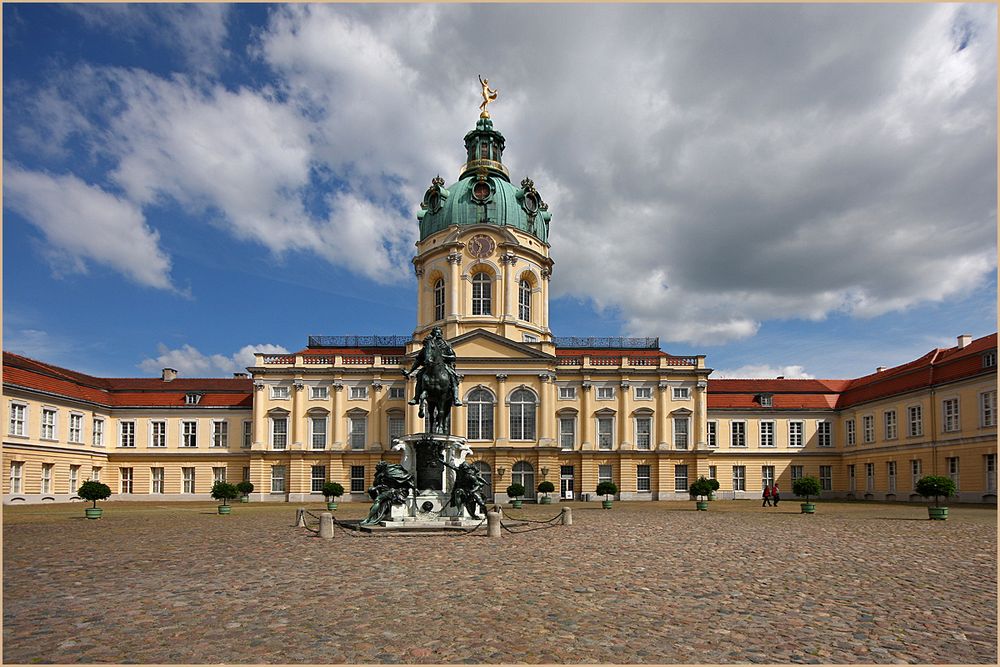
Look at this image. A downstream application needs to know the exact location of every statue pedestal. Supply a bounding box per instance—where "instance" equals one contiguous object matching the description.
[383,433,474,524]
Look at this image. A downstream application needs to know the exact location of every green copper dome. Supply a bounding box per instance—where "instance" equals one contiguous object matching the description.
[417,117,551,244]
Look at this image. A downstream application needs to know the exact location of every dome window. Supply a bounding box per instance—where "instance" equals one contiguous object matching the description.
[519,279,531,322]
[433,279,445,321]
[471,176,493,203]
[472,272,492,315]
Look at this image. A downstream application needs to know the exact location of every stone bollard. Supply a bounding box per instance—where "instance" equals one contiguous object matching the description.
[562,507,573,526]
[319,512,335,539]
[295,508,306,528]
[487,511,501,538]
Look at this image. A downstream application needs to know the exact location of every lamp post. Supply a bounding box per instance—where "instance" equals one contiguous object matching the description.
[541,467,549,481]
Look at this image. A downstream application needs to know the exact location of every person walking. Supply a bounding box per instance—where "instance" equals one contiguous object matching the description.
[772,483,780,507]
[762,484,772,507]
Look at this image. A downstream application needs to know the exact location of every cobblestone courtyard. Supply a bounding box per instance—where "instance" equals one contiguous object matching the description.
[3,499,996,664]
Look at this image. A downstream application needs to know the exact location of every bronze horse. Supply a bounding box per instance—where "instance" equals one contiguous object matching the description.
[418,338,454,435]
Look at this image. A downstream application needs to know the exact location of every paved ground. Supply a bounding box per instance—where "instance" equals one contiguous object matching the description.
[3,499,996,664]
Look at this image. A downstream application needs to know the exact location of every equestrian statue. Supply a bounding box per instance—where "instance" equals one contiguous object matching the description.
[403,327,461,435]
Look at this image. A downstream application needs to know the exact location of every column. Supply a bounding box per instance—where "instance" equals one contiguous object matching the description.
[332,382,345,448]
[618,380,630,448]
[371,380,384,450]
[539,372,555,444]
[406,374,421,433]
[695,380,707,448]
[502,253,516,319]
[580,380,593,449]
[292,380,305,449]
[495,374,509,444]
[414,265,425,327]
[541,267,551,332]
[253,383,267,448]
[657,381,669,449]
[447,252,461,319]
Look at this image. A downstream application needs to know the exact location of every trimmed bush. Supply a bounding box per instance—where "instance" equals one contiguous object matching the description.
[211,481,239,506]
[792,476,822,502]
[506,483,525,499]
[915,475,957,507]
[322,482,345,502]
[77,481,111,508]
[595,481,618,500]
[688,477,715,501]
[236,480,254,497]
[537,480,555,497]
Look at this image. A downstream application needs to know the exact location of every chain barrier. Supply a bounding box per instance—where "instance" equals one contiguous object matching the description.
[498,508,565,534]
[497,508,566,524]
[300,509,321,534]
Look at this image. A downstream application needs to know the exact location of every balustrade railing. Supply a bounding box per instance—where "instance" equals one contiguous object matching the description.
[262,355,295,364]
[303,356,333,365]
[663,356,699,366]
[591,357,621,366]
[343,355,374,365]
[556,357,582,366]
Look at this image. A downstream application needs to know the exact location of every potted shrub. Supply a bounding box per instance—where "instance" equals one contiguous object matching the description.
[689,477,715,511]
[596,481,618,509]
[506,483,525,509]
[236,480,254,503]
[537,480,555,504]
[211,481,239,515]
[915,475,957,520]
[322,481,345,511]
[792,476,822,514]
[78,480,112,519]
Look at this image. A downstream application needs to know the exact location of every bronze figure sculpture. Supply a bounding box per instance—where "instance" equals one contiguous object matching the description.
[403,327,461,435]
[442,458,489,519]
[360,461,417,526]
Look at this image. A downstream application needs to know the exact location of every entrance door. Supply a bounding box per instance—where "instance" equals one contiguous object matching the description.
[560,465,574,500]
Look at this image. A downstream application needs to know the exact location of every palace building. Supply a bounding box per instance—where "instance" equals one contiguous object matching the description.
[3,110,997,505]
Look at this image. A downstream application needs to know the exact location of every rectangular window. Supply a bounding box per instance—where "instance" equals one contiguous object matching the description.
[311,417,327,449]
[673,417,689,450]
[887,461,897,493]
[69,465,80,493]
[884,410,897,440]
[182,467,195,493]
[10,461,23,493]
[759,421,775,448]
[634,387,652,400]
[388,415,405,443]
[848,464,856,492]
[985,454,997,493]
[311,465,326,493]
[707,421,717,448]
[708,465,717,480]
[846,419,856,446]
[732,465,745,492]
[759,394,773,408]
[310,386,328,400]
[947,456,959,490]
[185,393,201,405]
[242,466,250,482]
[981,390,997,428]
[817,421,832,447]
[91,466,102,482]
[271,465,287,493]
[984,350,997,368]
[69,414,83,443]
[151,421,167,448]
[213,466,226,484]
[943,398,960,432]
[907,406,923,437]
[672,387,690,400]
[242,421,252,448]
[789,421,804,448]
[596,386,614,400]
[635,417,652,450]
[761,465,775,488]
[791,465,803,483]
[819,465,832,491]
[674,465,689,492]
[41,408,56,440]
[911,459,922,489]
[730,421,746,448]
[597,465,613,485]
[597,417,613,450]
[636,465,651,492]
[93,418,105,446]
[39,463,52,494]
[350,466,365,493]
[350,386,368,400]
[865,463,875,492]
[212,421,228,448]
[862,415,875,443]
[181,420,197,448]
[120,421,135,448]
[9,403,27,436]
[271,386,289,400]
[118,467,131,495]
[151,467,164,494]
[389,386,406,400]
[559,417,575,450]
[271,418,288,449]
[559,386,576,400]
[350,417,367,450]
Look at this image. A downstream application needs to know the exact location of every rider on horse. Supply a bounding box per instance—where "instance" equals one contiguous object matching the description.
[404,327,462,408]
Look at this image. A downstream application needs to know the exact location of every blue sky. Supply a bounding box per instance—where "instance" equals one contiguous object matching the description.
[3,4,996,380]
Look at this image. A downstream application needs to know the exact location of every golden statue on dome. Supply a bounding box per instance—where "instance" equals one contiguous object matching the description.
[479,75,498,118]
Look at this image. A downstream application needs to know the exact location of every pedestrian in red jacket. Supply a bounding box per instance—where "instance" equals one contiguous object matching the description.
[762,484,772,507]
[772,483,781,506]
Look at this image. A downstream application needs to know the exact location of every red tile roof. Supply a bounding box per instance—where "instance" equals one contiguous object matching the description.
[708,379,847,410]
[3,352,252,408]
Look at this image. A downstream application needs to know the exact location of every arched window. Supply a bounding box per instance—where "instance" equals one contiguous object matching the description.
[519,279,531,322]
[512,461,535,499]
[472,272,492,315]
[466,388,495,440]
[472,461,492,501]
[509,388,537,441]
[433,278,445,321]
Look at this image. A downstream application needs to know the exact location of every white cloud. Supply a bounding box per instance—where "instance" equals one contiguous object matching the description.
[3,164,174,290]
[138,343,289,377]
[712,364,814,380]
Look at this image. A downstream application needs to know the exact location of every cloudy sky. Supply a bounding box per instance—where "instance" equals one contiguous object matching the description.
[4,3,996,380]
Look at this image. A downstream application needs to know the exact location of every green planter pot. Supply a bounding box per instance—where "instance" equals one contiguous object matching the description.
[695,501,709,511]
[511,499,523,509]
[540,496,552,504]
[84,507,103,520]
[928,506,949,520]
[601,500,613,509]
[326,501,338,511]
[240,496,249,503]
[218,505,231,515]
[800,502,816,514]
